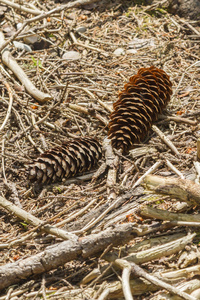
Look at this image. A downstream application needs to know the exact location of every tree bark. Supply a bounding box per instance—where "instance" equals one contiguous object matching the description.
[144,175,200,206]
[0,223,140,291]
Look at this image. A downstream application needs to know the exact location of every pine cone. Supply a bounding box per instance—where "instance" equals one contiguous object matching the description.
[108,66,172,154]
[27,137,102,184]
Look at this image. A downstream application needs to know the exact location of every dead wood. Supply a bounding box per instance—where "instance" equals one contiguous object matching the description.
[103,137,119,200]
[0,0,42,15]
[160,265,200,282]
[140,206,200,224]
[0,196,77,241]
[128,261,196,300]
[1,0,200,298]
[151,280,200,300]
[114,259,196,300]
[104,232,196,265]
[0,32,52,103]
[85,232,195,292]
[0,223,142,291]
[0,73,13,132]
[40,278,159,299]
[144,175,200,206]
[64,190,135,232]
[103,278,159,298]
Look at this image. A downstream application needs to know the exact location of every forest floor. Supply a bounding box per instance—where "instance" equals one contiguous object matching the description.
[0,0,200,299]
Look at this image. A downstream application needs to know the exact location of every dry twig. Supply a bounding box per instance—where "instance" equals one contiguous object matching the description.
[129,261,196,300]
[0,195,77,241]
[0,32,52,103]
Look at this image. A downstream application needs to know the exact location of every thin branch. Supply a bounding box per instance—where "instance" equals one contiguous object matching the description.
[103,138,119,200]
[130,261,196,300]
[0,74,13,132]
[115,259,133,300]
[140,205,200,224]
[132,160,162,189]
[0,0,42,15]
[0,195,78,241]
[104,232,196,265]
[0,32,52,103]
[1,137,7,183]
[71,196,126,234]
[165,159,185,179]
[152,125,180,155]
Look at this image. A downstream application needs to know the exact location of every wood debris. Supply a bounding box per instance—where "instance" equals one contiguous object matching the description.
[0,0,200,299]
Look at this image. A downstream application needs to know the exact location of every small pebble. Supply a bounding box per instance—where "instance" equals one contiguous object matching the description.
[16,23,23,30]
[62,51,81,60]
[76,26,87,33]
[23,34,39,44]
[13,41,32,52]
[113,48,125,56]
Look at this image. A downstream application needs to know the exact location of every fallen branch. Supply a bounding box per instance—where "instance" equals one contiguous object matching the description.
[140,206,200,224]
[80,260,200,299]
[159,265,200,281]
[129,146,158,159]
[144,175,200,206]
[165,159,185,179]
[70,195,129,234]
[104,232,196,265]
[114,259,133,300]
[64,190,134,232]
[0,196,77,241]
[0,32,52,103]
[194,161,200,184]
[151,279,200,300]
[0,223,143,291]
[124,232,186,254]
[129,261,196,300]
[100,278,158,299]
[159,114,197,126]
[83,232,189,287]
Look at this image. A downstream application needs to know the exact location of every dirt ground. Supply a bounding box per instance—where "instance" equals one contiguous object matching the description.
[0,0,200,299]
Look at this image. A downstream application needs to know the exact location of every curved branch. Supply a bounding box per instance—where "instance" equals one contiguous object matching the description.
[115,259,133,300]
[0,75,13,131]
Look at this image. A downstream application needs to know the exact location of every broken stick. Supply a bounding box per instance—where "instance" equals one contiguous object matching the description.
[0,31,52,103]
[144,174,200,206]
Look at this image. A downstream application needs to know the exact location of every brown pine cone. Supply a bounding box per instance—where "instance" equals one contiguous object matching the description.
[108,66,172,154]
[27,137,102,184]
